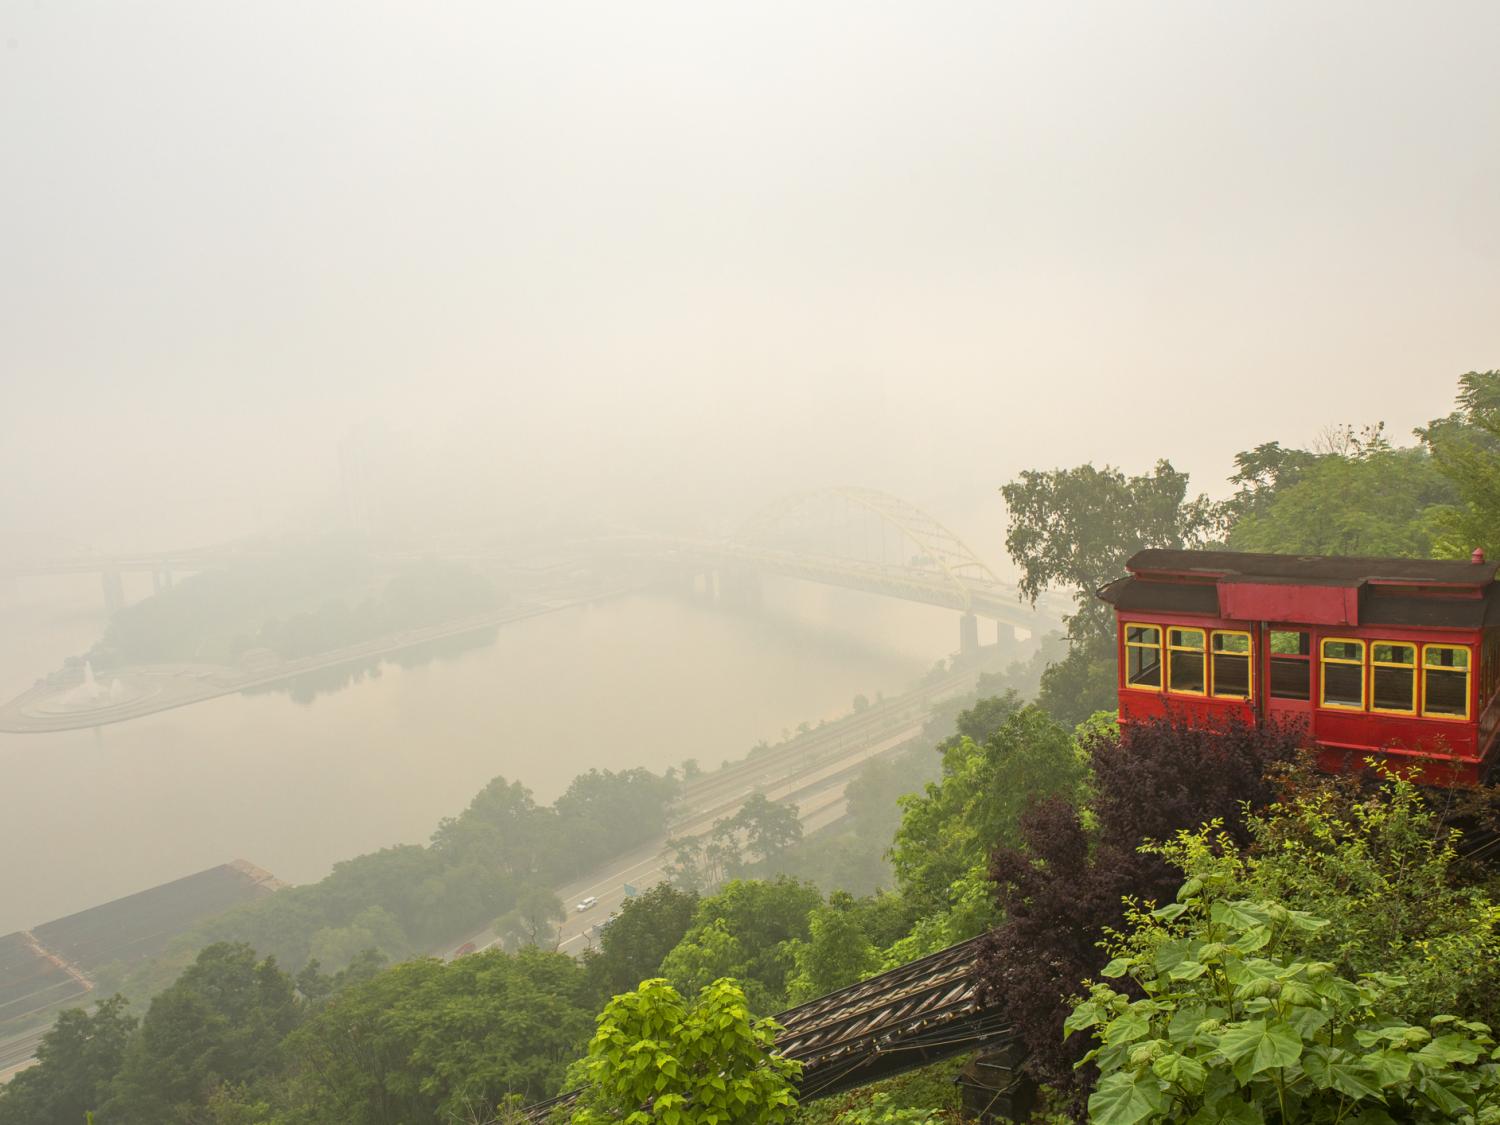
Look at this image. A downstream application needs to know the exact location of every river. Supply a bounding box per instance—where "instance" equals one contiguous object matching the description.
[0,572,961,934]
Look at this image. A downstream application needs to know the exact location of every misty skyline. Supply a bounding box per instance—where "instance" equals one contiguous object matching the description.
[3,2,1496,558]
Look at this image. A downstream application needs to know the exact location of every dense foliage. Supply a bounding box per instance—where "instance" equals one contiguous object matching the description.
[980,717,1306,1093]
[0,998,135,1125]
[663,794,805,892]
[890,699,1083,922]
[1067,875,1500,1124]
[582,884,700,1003]
[1225,429,1458,558]
[279,948,593,1123]
[659,878,823,1013]
[107,944,299,1123]
[1423,370,1500,556]
[570,977,800,1125]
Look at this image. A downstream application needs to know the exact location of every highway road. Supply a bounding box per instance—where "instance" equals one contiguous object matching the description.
[444,666,984,959]
[0,1029,44,1082]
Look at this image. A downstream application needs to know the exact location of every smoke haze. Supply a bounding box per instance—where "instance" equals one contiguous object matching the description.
[3,1,1496,559]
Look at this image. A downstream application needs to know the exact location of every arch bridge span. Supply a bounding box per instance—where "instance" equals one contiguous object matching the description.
[621,487,1053,636]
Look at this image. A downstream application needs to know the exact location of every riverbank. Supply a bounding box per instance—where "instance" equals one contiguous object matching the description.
[0,583,639,734]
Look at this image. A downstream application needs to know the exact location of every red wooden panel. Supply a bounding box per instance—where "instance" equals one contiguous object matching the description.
[1217,581,1360,626]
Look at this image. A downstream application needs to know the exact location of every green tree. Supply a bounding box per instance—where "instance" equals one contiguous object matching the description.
[1001,460,1221,724]
[732,793,804,866]
[0,996,136,1125]
[495,885,566,951]
[107,943,299,1124]
[890,704,1084,919]
[1422,370,1500,556]
[785,893,881,1004]
[306,905,407,970]
[569,977,800,1125]
[659,878,822,1012]
[293,948,386,1006]
[582,883,699,1004]
[1226,438,1456,558]
[281,948,593,1124]
[551,769,680,879]
[1219,441,1322,529]
[1065,871,1500,1124]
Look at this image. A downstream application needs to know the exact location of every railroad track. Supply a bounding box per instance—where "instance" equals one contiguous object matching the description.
[0,1029,45,1079]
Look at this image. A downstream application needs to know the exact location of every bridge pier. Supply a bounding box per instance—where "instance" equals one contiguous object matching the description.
[101,569,126,615]
[959,612,979,658]
[718,566,762,610]
[994,621,1021,658]
[151,567,174,594]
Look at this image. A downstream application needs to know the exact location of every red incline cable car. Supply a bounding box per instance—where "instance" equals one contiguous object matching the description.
[1098,549,1500,785]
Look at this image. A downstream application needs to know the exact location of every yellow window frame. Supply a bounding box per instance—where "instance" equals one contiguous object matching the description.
[1369,641,1418,716]
[1319,637,1366,711]
[1167,626,1207,697]
[1122,622,1163,693]
[1210,630,1253,700]
[1421,644,1472,721]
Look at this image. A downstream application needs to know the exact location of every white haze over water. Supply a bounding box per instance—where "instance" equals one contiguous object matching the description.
[2,1,1497,561]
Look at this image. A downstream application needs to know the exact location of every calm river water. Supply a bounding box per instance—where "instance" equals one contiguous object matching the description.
[0,573,956,934]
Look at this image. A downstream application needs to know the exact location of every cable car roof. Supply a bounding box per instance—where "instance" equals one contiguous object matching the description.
[1101,549,1500,629]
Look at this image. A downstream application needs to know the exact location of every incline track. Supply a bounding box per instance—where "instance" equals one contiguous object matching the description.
[522,936,1010,1120]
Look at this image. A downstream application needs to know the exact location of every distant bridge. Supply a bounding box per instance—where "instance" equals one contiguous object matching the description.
[607,487,1058,641]
[3,488,1060,639]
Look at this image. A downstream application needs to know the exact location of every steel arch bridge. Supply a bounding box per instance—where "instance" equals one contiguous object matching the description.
[620,487,1052,633]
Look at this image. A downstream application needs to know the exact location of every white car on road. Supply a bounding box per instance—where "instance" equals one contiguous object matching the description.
[575,896,598,912]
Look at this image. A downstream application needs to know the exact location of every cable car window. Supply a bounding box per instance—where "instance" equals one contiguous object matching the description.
[1269,629,1311,700]
[1423,645,1471,719]
[1167,627,1206,695]
[1211,631,1252,699]
[1320,638,1365,710]
[1123,624,1162,690]
[1371,642,1417,714]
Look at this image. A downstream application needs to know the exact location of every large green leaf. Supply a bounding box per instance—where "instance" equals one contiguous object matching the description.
[1167,1004,1225,1048]
[1087,1069,1168,1125]
[1215,1019,1302,1083]
[1104,1010,1153,1047]
[1210,901,1268,931]
[1303,1045,1384,1102]
[1152,1051,1207,1094]
[1412,1032,1482,1067]
[1415,1074,1468,1117]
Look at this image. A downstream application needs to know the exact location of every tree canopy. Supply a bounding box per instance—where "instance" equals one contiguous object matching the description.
[569,977,800,1125]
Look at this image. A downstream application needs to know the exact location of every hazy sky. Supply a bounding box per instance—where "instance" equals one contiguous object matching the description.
[3,1,1496,557]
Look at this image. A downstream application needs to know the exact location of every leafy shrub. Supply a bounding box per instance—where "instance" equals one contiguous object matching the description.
[1066,868,1500,1124]
[569,978,800,1125]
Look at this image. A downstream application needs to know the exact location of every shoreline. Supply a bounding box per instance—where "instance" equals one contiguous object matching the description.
[0,584,639,735]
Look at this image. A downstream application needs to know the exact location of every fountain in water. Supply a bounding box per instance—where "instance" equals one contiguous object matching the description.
[60,660,126,708]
